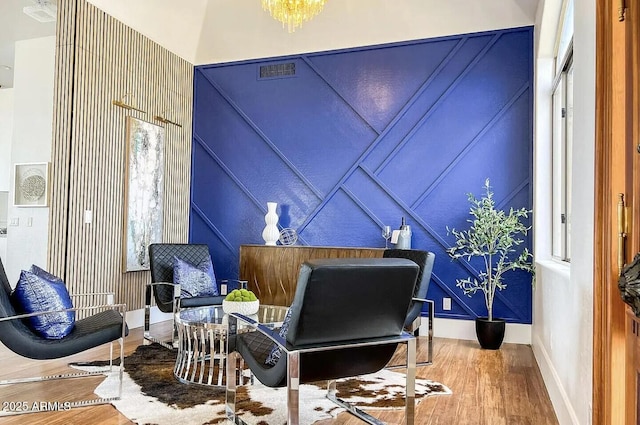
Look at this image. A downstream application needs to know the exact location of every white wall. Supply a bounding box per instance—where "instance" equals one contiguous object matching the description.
[0,89,14,191]
[4,36,56,285]
[0,88,13,264]
[532,0,595,424]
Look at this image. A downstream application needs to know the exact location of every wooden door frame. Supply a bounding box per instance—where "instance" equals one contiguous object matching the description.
[594,1,638,424]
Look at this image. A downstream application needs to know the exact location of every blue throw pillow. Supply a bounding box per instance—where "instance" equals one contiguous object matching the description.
[173,256,218,298]
[12,269,75,339]
[264,307,293,366]
[30,264,65,285]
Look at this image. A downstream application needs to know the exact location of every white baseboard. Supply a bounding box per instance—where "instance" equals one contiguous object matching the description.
[532,334,579,425]
[126,307,172,330]
[423,317,532,345]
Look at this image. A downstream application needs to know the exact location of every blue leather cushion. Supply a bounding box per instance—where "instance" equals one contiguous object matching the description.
[173,256,218,298]
[12,268,75,339]
[264,307,292,366]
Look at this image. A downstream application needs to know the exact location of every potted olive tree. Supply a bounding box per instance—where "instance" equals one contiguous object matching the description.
[447,179,534,349]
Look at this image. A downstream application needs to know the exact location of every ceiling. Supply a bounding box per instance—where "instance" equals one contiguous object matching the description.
[0,0,56,89]
[0,0,541,89]
[88,0,540,66]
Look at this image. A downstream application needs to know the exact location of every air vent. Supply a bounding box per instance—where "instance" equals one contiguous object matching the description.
[259,62,296,80]
[23,1,57,23]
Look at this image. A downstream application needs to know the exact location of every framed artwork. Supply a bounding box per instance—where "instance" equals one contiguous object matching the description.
[13,162,49,207]
[123,117,165,272]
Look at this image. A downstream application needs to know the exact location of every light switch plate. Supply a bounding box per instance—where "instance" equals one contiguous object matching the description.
[443,297,452,311]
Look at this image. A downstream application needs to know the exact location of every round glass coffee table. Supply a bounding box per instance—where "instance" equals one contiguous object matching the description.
[174,304,288,386]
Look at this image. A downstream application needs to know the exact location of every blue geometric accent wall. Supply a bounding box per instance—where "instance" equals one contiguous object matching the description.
[191,27,534,324]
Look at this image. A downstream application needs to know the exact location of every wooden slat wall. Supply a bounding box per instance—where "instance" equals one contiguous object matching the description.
[48,0,76,279]
[48,0,193,313]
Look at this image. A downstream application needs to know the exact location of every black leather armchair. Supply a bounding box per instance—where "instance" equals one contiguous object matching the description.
[0,257,128,415]
[226,258,420,425]
[146,243,246,348]
[383,249,435,366]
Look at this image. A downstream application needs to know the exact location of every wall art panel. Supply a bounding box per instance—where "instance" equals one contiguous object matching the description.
[123,117,165,272]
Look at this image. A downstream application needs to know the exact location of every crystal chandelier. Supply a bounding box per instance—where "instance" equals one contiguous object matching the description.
[261,0,327,33]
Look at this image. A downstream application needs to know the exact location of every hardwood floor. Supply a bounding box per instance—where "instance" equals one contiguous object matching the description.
[0,322,558,425]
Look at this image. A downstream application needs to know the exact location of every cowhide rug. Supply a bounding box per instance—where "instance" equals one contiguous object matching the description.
[71,343,451,425]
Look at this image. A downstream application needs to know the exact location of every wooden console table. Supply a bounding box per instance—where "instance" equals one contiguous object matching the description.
[239,245,384,306]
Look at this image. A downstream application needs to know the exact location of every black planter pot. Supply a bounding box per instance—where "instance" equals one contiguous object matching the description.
[475,318,506,350]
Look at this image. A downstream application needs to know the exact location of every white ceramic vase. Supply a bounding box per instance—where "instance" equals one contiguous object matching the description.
[261,202,279,246]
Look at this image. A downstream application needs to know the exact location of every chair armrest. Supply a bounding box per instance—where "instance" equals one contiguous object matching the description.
[71,292,116,305]
[146,281,177,288]
[0,303,127,322]
[229,313,415,355]
[413,298,435,311]
[230,313,287,349]
[412,298,434,318]
[147,281,181,298]
[412,297,430,303]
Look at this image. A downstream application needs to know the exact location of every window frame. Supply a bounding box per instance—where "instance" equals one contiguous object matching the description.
[551,35,573,262]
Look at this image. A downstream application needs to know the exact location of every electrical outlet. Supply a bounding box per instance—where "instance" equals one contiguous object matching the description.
[84,210,93,224]
[443,297,451,311]
[9,218,18,226]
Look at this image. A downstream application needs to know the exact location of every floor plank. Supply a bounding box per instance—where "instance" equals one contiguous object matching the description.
[0,322,558,424]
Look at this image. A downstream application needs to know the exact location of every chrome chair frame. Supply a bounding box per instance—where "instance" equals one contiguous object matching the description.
[144,279,247,349]
[419,298,435,365]
[397,297,434,367]
[225,313,416,425]
[144,281,180,349]
[0,294,127,416]
[382,250,436,368]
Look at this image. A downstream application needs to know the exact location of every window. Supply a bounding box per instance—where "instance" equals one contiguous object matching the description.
[552,0,573,262]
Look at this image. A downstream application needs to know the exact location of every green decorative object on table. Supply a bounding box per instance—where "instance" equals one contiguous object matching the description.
[222,289,260,315]
[225,289,258,302]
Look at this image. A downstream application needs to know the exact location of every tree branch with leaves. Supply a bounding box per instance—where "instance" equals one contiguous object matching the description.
[447,179,534,321]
